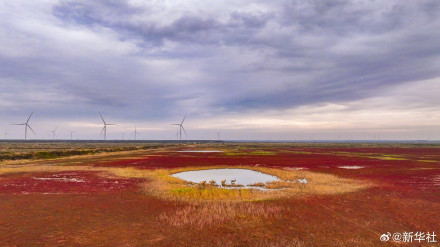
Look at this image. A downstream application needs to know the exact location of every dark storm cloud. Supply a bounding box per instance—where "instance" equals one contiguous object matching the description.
[53,0,143,26]
[48,0,440,111]
[53,1,273,46]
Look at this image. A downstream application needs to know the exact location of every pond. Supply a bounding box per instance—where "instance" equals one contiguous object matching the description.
[171,168,280,188]
[338,165,365,169]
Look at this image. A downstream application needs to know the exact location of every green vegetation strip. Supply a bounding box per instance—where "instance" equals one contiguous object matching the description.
[0,146,161,162]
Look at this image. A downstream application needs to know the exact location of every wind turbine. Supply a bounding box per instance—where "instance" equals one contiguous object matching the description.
[216,132,220,140]
[130,125,141,140]
[67,130,74,140]
[2,129,8,139]
[49,127,58,140]
[171,114,187,140]
[11,112,36,140]
[99,113,117,140]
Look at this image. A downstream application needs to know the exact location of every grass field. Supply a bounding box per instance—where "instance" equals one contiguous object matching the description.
[1,142,439,246]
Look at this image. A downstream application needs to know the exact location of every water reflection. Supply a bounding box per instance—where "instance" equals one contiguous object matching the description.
[172,168,279,188]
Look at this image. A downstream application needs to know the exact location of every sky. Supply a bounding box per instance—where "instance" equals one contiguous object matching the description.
[0,0,439,140]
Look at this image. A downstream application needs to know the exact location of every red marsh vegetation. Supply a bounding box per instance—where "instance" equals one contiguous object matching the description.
[0,143,439,246]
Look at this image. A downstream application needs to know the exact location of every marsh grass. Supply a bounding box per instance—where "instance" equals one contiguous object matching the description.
[249,182,265,187]
[224,150,276,156]
[0,142,169,163]
[103,165,369,201]
[375,155,407,161]
[331,151,409,161]
[157,201,288,230]
[0,165,100,175]
[0,164,369,202]
[417,160,438,163]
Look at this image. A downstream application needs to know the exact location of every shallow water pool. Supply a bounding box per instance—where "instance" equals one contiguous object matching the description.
[171,168,279,188]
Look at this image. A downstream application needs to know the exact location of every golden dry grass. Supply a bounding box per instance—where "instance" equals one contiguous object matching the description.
[156,200,307,246]
[0,164,369,201]
[0,163,370,202]
[157,201,288,230]
[255,166,368,194]
[0,165,99,175]
[103,165,370,201]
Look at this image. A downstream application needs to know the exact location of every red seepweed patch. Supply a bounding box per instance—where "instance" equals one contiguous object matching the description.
[91,147,440,195]
[1,145,440,246]
[0,171,142,194]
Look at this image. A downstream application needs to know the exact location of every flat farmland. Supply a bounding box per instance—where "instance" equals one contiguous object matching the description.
[1,142,439,246]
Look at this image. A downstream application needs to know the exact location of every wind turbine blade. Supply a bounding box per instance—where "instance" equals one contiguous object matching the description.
[100,126,105,136]
[171,124,180,126]
[107,124,117,126]
[26,112,34,123]
[181,114,187,125]
[54,126,58,132]
[11,123,25,125]
[181,125,187,137]
[28,125,36,135]
[99,113,106,124]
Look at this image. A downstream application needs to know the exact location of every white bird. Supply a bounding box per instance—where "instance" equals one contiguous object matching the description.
[298,178,308,184]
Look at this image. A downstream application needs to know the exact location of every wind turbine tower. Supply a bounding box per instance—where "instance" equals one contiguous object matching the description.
[11,112,36,140]
[49,127,58,140]
[171,114,187,140]
[99,113,117,140]
[130,125,141,140]
[2,129,8,139]
[67,130,74,140]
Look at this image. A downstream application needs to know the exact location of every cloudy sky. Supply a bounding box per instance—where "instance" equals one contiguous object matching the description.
[1,0,439,140]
